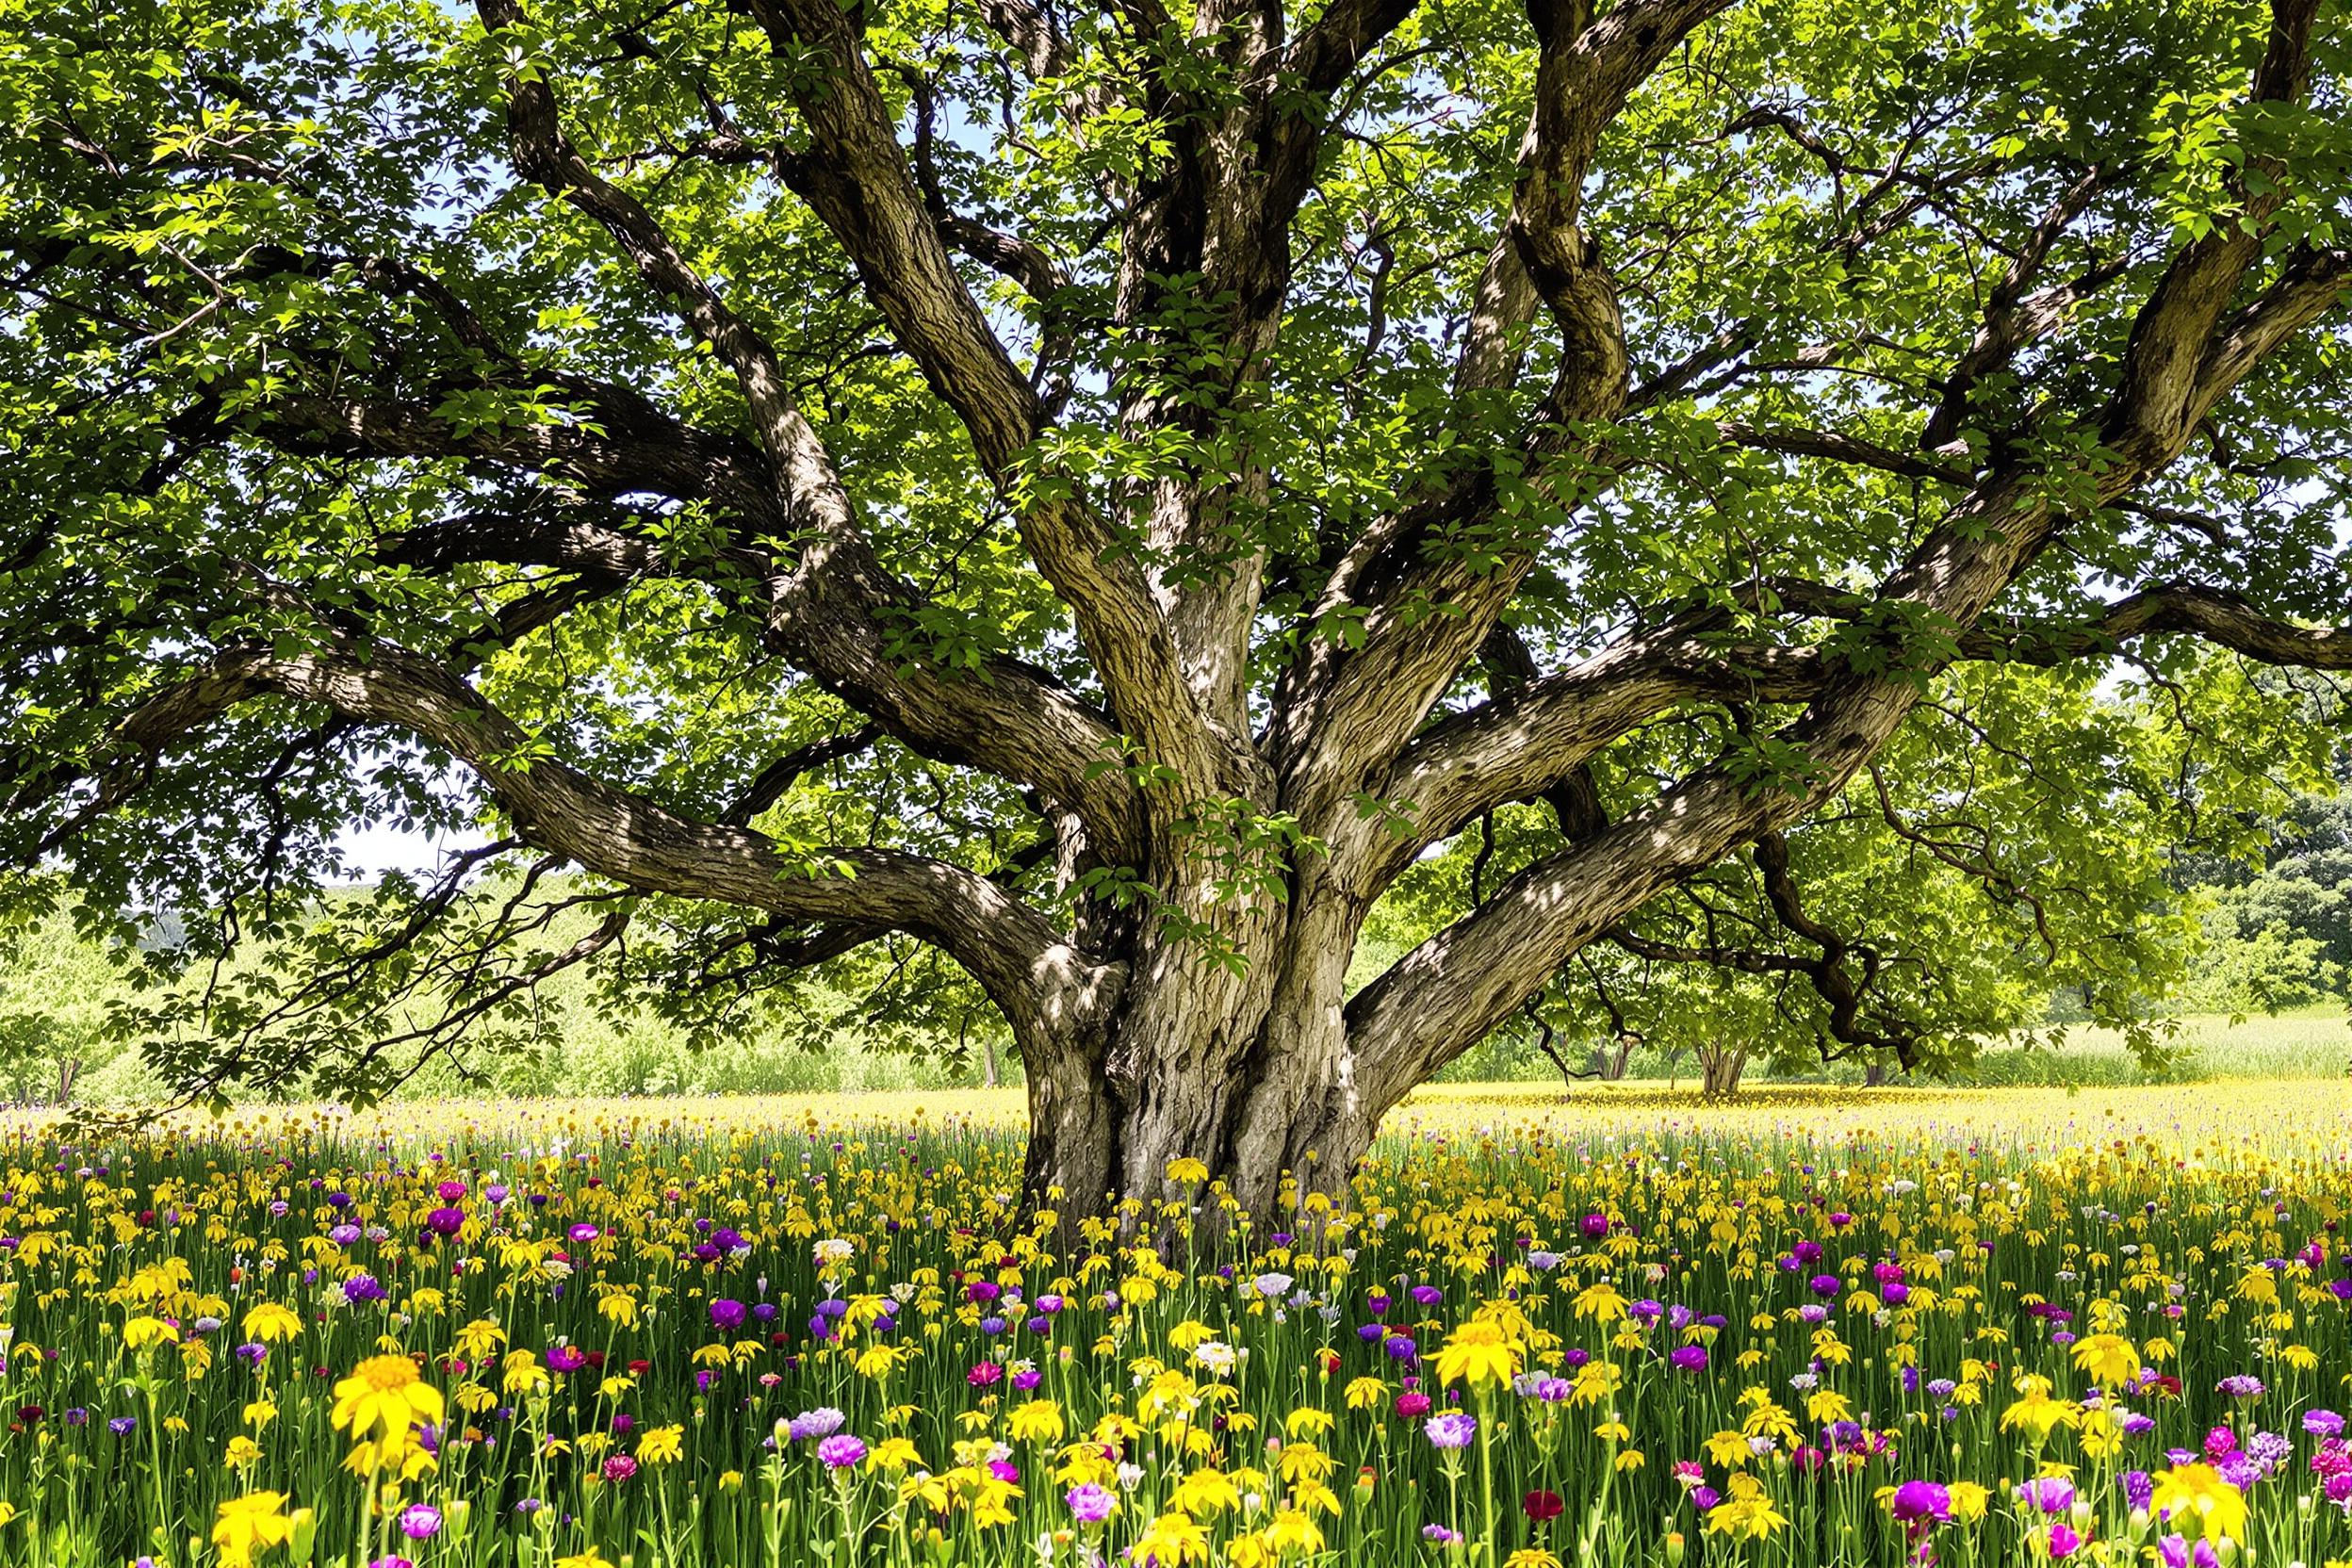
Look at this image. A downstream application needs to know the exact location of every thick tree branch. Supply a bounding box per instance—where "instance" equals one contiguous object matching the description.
[1372,612,1827,880]
[2101,0,2323,475]
[736,0,1041,472]
[79,638,1119,1028]
[1962,582,2352,670]
[973,0,1071,78]
[726,0,1218,773]
[1274,0,1736,821]
[254,390,779,518]
[463,3,1160,842]
[380,504,1147,859]
[1350,163,2347,1102]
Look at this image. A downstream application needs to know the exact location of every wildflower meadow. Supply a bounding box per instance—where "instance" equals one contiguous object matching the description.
[0,1080,2344,1568]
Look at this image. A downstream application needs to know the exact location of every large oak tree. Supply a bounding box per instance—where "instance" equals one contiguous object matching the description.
[4,0,2350,1216]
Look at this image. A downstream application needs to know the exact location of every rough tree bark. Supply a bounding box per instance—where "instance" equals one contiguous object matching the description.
[6,0,2351,1233]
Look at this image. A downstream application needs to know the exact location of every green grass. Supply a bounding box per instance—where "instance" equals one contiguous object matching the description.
[1964,1007,2350,1086]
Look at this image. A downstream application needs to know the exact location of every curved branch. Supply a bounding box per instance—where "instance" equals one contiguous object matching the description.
[1272,0,1737,816]
[1366,564,2351,902]
[722,724,886,827]
[1348,755,1816,1111]
[380,504,1147,859]
[1919,164,2125,450]
[1602,829,1914,1062]
[2101,0,2325,474]
[733,0,1040,472]
[721,0,1217,771]
[1963,582,2352,669]
[255,390,778,517]
[1717,420,1971,483]
[1371,612,1827,882]
[79,638,1119,1028]
[478,0,828,489]
[461,3,1161,836]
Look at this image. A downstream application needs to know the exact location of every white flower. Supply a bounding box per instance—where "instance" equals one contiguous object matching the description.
[813,1237,854,1268]
[1251,1272,1295,1298]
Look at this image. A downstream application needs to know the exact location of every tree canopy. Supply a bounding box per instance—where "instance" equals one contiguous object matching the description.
[2,0,2349,1201]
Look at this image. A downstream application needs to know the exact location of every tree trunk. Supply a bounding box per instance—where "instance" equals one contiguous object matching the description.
[1697,1040,1748,1098]
[1017,885,1380,1233]
[980,1033,1000,1088]
[1604,1033,1635,1080]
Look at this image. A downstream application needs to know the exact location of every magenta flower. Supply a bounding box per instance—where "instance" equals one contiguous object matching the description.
[1889,1480,1950,1525]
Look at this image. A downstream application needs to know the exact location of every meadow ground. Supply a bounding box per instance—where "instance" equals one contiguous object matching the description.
[2,1075,2349,1568]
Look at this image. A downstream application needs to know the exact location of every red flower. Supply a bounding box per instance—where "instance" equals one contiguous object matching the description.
[1523,1491,1564,1522]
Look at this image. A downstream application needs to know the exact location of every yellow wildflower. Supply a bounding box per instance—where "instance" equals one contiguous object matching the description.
[2069,1333,2140,1386]
[1432,1319,1522,1389]
[2150,1465,2247,1544]
[332,1355,443,1443]
[212,1491,295,1568]
[240,1302,302,1345]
